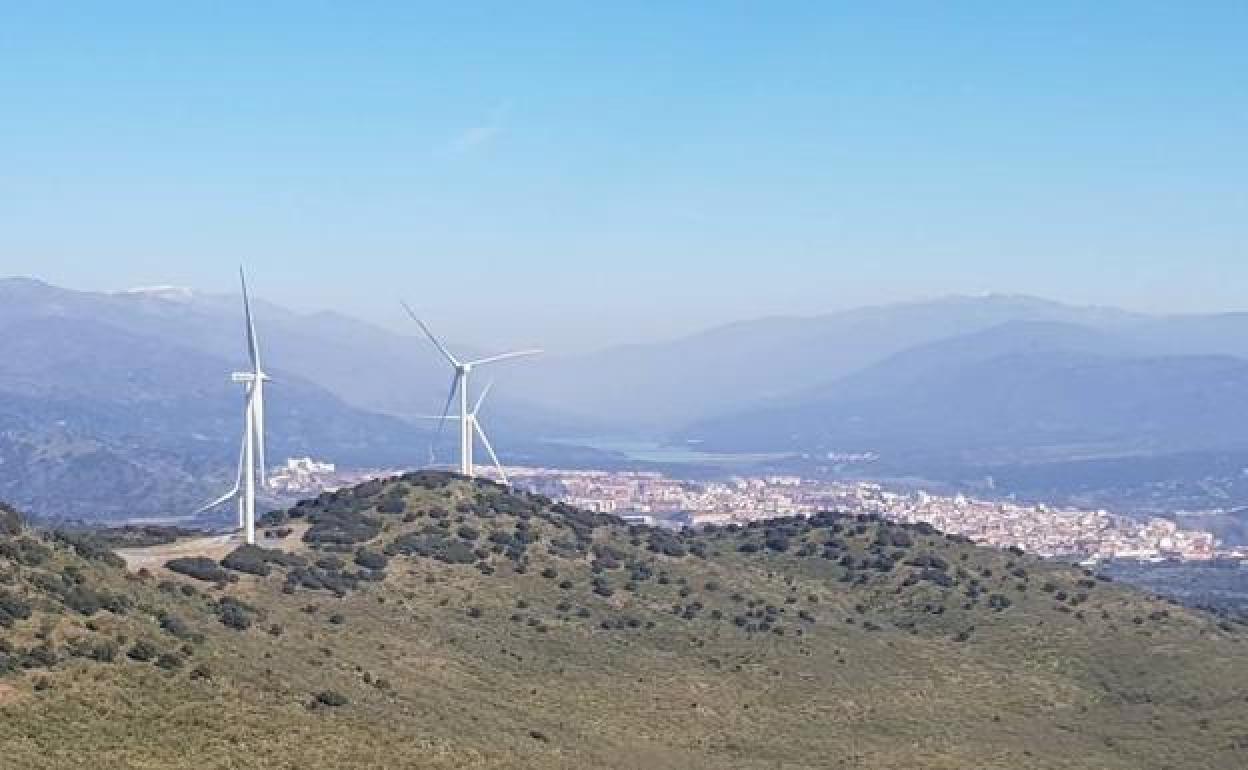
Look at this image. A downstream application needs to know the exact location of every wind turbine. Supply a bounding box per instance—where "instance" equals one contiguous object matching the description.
[194,268,269,544]
[401,301,540,479]
[413,382,511,484]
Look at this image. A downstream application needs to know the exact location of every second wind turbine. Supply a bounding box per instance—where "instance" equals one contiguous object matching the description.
[401,302,540,478]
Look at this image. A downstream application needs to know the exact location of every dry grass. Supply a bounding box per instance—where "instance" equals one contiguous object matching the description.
[1,475,1247,769]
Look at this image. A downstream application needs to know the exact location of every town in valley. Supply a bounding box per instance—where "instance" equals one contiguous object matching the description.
[265,457,1237,565]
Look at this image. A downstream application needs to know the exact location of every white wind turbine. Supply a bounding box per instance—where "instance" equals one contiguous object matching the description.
[194,268,269,544]
[414,382,511,484]
[401,301,540,479]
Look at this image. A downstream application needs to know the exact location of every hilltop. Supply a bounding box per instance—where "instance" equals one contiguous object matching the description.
[0,477,1246,768]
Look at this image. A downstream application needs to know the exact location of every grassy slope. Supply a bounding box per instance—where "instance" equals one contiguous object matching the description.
[0,474,1246,769]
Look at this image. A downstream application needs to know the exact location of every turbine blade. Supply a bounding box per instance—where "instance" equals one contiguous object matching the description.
[473,418,509,486]
[192,482,241,516]
[430,375,459,465]
[471,382,494,417]
[240,266,261,372]
[466,349,543,367]
[400,301,461,368]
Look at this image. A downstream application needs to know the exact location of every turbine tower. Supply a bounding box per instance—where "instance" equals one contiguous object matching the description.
[195,268,269,544]
[401,301,540,478]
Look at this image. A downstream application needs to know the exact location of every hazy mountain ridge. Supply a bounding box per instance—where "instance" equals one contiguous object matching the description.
[12,277,1248,523]
[507,294,1147,431]
[677,311,1248,457]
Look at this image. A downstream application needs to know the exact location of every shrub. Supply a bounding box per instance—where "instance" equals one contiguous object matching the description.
[0,537,51,567]
[377,499,407,515]
[167,557,233,583]
[217,597,256,631]
[0,592,33,627]
[49,531,127,568]
[160,613,202,643]
[315,690,349,708]
[127,640,158,662]
[0,503,23,536]
[91,640,119,663]
[354,548,388,570]
[222,544,306,576]
[387,533,476,564]
[304,510,382,546]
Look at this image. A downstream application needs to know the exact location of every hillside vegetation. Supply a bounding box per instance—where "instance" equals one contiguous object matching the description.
[0,477,1246,768]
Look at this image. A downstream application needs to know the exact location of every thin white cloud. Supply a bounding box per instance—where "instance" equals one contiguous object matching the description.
[441,100,512,157]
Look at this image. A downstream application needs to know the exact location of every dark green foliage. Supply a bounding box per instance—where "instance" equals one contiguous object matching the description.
[315,690,349,708]
[0,536,51,567]
[26,570,123,617]
[221,544,306,576]
[304,505,382,546]
[387,533,476,564]
[988,594,1013,611]
[764,535,790,552]
[159,612,202,642]
[92,525,207,549]
[216,597,256,631]
[0,503,24,536]
[0,591,32,627]
[354,548,388,570]
[48,530,127,568]
[285,566,360,596]
[646,531,687,557]
[155,652,184,670]
[315,554,344,570]
[90,639,119,663]
[166,557,233,583]
[21,643,59,669]
[377,498,407,515]
[127,640,158,662]
[222,547,271,576]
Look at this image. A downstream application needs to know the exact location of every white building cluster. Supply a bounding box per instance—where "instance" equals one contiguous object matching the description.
[510,469,1233,563]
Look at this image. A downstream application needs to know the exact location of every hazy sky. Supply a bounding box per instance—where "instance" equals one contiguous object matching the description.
[1,2,1245,351]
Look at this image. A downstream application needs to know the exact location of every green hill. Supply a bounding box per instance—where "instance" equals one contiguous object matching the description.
[0,476,1246,769]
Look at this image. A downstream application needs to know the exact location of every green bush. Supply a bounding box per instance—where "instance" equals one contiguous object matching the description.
[166,557,233,583]
[127,640,158,662]
[315,690,349,707]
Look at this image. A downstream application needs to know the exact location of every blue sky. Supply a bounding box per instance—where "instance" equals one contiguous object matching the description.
[1,2,1245,350]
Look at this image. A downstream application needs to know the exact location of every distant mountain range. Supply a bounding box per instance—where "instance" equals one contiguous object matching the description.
[507,294,1146,432]
[10,276,1248,524]
[676,308,1248,450]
